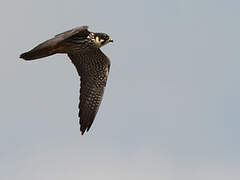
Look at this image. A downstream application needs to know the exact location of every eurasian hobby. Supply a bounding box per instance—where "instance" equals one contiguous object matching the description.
[20,26,113,135]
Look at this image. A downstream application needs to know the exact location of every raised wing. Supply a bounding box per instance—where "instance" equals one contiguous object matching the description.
[20,26,89,60]
[68,49,110,135]
[54,26,89,39]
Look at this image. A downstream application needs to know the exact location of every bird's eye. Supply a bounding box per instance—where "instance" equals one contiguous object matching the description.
[102,34,107,39]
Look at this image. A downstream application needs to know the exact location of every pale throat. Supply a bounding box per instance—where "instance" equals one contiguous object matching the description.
[87,33,106,48]
[94,36,105,47]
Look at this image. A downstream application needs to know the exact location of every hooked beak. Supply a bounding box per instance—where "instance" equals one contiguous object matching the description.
[108,37,113,43]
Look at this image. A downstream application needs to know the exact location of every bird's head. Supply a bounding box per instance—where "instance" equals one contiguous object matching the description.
[89,32,113,48]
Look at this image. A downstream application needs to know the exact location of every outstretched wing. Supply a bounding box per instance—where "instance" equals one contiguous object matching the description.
[54,26,89,39]
[68,49,110,135]
[20,26,89,60]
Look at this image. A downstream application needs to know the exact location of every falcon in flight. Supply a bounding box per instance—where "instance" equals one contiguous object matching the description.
[20,26,113,135]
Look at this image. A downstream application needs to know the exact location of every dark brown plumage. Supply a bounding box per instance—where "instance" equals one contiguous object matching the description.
[20,26,113,135]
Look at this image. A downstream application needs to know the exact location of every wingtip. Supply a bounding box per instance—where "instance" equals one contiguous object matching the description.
[80,124,92,135]
[81,131,85,135]
[80,127,86,135]
[19,53,26,59]
[19,52,31,60]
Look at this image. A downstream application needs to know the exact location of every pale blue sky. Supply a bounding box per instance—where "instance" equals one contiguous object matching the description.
[1,0,240,179]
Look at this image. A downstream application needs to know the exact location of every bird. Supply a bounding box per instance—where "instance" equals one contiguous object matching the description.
[20,26,113,135]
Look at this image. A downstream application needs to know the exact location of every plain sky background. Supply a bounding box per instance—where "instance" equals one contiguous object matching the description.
[1,0,240,179]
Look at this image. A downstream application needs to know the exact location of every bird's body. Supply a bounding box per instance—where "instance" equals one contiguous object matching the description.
[20,26,113,135]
